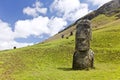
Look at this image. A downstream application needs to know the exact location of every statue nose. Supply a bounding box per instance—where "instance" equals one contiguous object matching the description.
[77,34,86,39]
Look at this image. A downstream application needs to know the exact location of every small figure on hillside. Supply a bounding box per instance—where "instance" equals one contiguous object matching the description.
[61,34,64,38]
[72,19,94,70]
[13,46,16,49]
[70,31,73,36]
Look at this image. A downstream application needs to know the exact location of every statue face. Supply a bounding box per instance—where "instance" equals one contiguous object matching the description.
[76,22,91,51]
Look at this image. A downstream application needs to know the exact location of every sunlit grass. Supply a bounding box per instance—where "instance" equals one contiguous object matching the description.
[0,15,120,80]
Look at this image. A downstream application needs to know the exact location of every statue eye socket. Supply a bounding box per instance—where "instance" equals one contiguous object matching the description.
[84,24,90,28]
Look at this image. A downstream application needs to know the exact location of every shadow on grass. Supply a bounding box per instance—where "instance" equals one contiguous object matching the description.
[57,67,73,71]
[57,67,96,71]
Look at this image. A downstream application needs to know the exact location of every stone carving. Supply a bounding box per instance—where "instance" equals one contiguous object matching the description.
[72,19,94,70]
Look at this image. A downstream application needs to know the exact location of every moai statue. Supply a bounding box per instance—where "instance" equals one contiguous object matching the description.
[72,19,94,70]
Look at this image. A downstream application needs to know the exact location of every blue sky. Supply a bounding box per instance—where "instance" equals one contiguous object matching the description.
[0,0,111,50]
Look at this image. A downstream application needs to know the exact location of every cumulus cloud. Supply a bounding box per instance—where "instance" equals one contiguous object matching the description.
[50,0,81,14]
[0,20,14,41]
[48,17,67,36]
[23,1,47,17]
[63,3,89,21]
[14,16,50,38]
[14,16,67,38]
[0,19,33,50]
[50,0,90,21]
[87,0,112,6]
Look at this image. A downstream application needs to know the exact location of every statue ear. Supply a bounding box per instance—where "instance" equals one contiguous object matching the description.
[90,28,92,41]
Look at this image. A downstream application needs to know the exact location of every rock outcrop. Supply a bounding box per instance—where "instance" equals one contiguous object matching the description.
[76,0,120,22]
[96,0,120,15]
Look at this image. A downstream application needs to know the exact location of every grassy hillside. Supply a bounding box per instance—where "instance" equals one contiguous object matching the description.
[45,13,119,42]
[0,16,120,80]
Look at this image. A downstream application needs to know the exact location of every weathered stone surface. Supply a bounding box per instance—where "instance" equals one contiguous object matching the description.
[75,19,91,51]
[73,49,94,70]
[72,19,94,70]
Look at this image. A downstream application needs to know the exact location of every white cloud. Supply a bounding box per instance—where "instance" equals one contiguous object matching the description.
[23,1,47,17]
[0,19,33,50]
[14,16,50,38]
[50,0,90,21]
[48,17,67,36]
[50,0,80,14]
[87,0,112,6]
[0,20,14,41]
[63,3,89,21]
[14,16,67,38]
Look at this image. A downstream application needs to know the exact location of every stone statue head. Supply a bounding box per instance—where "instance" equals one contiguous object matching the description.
[75,19,91,51]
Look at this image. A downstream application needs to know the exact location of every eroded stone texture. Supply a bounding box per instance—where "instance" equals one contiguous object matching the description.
[72,19,94,70]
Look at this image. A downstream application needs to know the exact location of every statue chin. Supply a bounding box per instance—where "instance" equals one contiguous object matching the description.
[78,47,89,52]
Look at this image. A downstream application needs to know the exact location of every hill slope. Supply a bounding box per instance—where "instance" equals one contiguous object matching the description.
[0,18,120,80]
[44,0,120,42]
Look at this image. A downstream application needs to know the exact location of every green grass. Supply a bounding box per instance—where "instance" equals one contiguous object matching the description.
[0,17,120,79]
[91,14,117,28]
